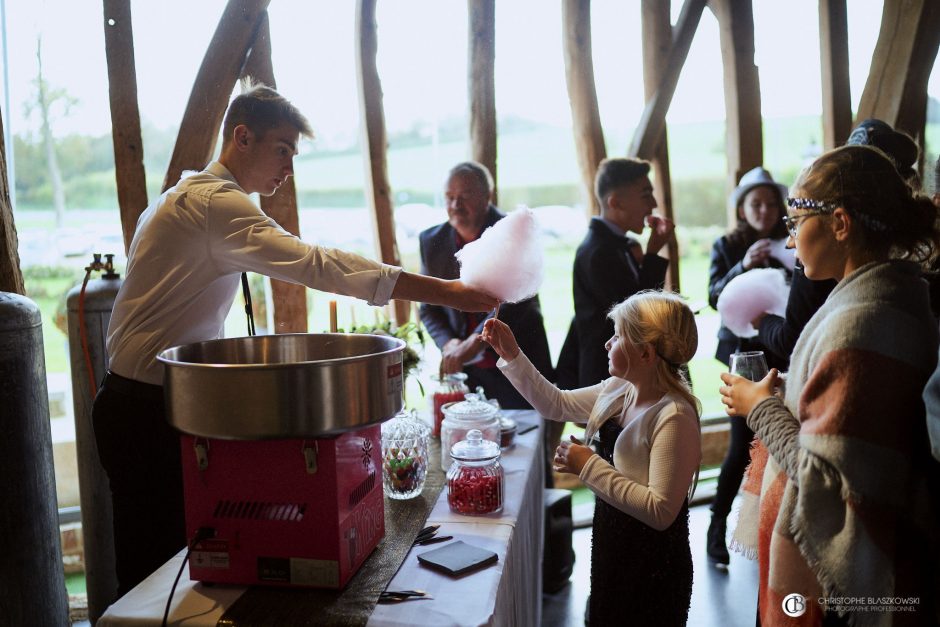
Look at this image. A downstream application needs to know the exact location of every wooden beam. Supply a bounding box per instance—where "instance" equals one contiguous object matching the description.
[818,0,852,150]
[356,0,409,326]
[856,0,940,147]
[240,11,307,334]
[562,0,606,217]
[627,0,707,160]
[641,0,680,293]
[711,0,763,227]
[103,0,149,254]
[162,0,271,193]
[0,106,23,295]
[468,0,498,203]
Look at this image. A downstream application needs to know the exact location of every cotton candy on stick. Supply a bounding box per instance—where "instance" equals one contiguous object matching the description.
[455,207,544,311]
[716,268,789,338]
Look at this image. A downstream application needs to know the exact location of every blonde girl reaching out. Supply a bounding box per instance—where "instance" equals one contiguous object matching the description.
[482,290,701,626]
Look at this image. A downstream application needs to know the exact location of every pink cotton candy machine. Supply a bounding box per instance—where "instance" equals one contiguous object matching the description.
[156,333,405,588]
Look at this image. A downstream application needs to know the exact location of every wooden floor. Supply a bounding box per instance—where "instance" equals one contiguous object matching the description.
[542,499,759,627]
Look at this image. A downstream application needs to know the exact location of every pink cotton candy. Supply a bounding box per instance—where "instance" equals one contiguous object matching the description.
[455,207,544,303]
[716,268,789,338]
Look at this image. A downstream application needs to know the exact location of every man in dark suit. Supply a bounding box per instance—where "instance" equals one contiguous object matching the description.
[557,157,674,389]
[419,161,553,408]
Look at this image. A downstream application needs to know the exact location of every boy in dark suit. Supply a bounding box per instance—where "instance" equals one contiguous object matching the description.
[557,158,674,389]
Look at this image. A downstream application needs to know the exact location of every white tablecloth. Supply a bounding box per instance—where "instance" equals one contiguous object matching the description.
[98,410,544,627]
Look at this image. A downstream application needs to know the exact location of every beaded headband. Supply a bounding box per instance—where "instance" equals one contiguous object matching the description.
[786,197,839,212]
[786,197,889,232]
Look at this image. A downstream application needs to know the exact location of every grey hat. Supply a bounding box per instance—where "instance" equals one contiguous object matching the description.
[729,167,789,210]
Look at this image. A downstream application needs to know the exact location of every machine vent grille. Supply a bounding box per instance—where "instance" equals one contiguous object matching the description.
[349,472,376,508]
[213,500,307,522]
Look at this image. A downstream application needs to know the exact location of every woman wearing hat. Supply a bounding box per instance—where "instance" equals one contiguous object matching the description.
[705,166,791,565]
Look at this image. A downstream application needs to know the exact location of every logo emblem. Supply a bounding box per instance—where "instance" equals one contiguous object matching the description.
[782,593,807,617]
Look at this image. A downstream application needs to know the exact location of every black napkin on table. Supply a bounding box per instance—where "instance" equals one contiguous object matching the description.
[416,540,498,576]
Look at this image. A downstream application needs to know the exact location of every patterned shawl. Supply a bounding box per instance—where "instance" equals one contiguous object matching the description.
[732,261,940,626]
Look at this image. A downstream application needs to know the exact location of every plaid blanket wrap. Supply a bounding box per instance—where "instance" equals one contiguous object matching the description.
[732,261,940,626]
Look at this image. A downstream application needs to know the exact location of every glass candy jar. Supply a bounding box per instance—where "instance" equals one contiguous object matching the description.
[429,372,469,437]
[380,409,430,500]
[439,393,501,471]
[447,429,504,515]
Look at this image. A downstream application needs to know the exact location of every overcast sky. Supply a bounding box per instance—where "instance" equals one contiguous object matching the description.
[1,0,934,146]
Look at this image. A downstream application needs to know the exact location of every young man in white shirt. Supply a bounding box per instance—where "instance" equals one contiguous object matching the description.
[93,85,497,598]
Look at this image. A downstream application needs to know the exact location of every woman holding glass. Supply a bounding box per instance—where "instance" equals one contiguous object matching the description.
[720,145,940,625]
[706,167,791,565]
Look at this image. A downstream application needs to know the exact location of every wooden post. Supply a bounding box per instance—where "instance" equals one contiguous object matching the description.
[562,0,606,216]
[818,0,852,150]
[856,0,940,149]
[711,0,763,228]
[641,0,680,292]
[627,0,707,161]
[103,0,149,253]
[468,0,498,203]
[162,0,271,192]
[356,0,409,326]
[0,106,23,295]
[240,11,308,334]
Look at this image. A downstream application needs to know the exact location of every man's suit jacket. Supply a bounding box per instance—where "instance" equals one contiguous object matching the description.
[418,205,554,404]
[558,217,668,388]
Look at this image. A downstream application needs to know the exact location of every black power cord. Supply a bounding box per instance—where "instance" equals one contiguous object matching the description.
[162,527,215,627]
[241,272,256,336]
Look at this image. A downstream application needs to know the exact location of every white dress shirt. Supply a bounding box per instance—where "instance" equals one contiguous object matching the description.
[107,162,401,385]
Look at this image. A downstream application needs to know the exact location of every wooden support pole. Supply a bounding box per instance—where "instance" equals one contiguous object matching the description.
[627,0,707,161]
[356,0,409,326]
[240,11,308,334]
[856,0,940,149]
[562,0,606,217]
[0,105,23,295]
[468,0,498,203]
[818,0,852,150]
[711,0,763,228]
[103,0,149,253]
[162,0,271,193]
[641,0,680,292]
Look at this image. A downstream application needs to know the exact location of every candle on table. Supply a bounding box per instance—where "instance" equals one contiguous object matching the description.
[329,300,338,332]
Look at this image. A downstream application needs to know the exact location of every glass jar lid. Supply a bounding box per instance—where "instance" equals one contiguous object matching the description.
[450,429,501,462]
[381,408,430,441]
[441,393,499,421]
[499,416,517,433]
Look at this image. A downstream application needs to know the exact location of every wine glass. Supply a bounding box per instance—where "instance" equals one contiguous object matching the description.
[729,350,769,382]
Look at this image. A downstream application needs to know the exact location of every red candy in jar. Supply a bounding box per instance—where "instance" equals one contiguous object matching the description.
[446,429,503,515]
[429,372,469,436]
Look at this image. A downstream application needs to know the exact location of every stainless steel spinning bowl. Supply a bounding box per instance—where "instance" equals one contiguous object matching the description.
[156,333,406,439]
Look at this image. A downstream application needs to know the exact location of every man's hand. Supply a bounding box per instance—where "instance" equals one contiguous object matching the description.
[553,435,593,475]
[645,214,675,256]
[481,318,520,362]
[718,369,780,417]
[441,335,485,374]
